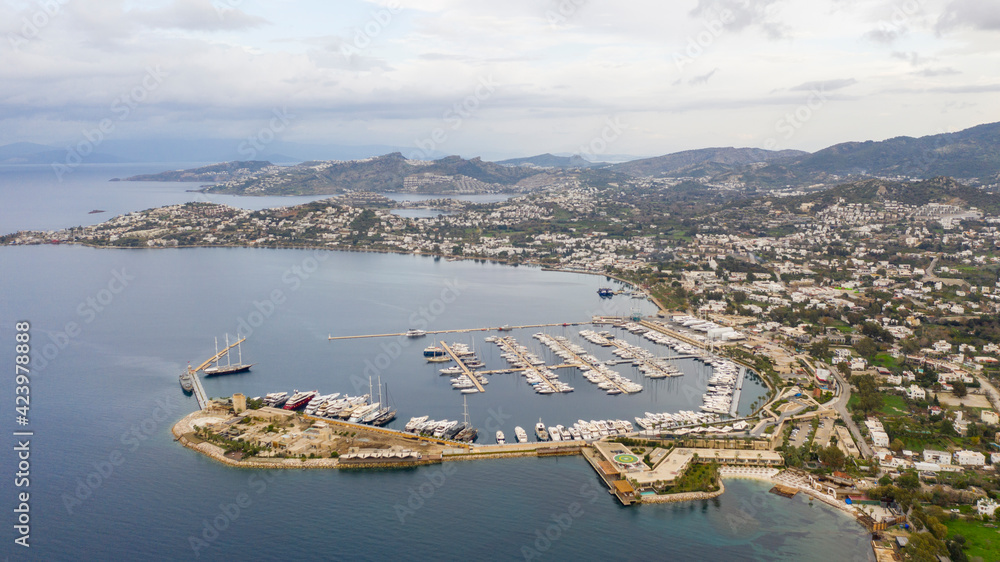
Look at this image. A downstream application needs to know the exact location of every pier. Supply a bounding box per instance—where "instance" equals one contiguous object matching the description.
[189,370,208,410]
[606,340,684,378]
[543,336,637,394]
[639,320,707,349]
[186,337,247,410]
[327,322,584,341]
[495,337,560,393]
[730,367,746,417]
[439,340,485,393]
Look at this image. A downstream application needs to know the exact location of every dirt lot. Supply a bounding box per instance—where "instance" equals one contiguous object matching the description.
[937,393,992,408]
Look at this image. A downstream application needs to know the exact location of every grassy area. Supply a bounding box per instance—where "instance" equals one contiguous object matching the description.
[944,517,1000,562]
[873,353,901,371]
[660,462,720,494]
[881,394,909,416]
[847,393,909,416]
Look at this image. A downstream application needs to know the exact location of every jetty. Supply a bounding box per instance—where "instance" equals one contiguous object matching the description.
[495,337,560,393]
[439,340,485,393]
[540,334,637,394]
[189,370,208,410]
[327,322,584,340]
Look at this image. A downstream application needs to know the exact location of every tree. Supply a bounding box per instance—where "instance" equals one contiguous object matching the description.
[853,374,884,417]
[818,445,846,469]
[890,438,904,453]
[952,380,967,398]
[809,339,830,361]
[897,471,921,491]
[905,531,947,562]
[836,362,850,377]
[854,337,878,360]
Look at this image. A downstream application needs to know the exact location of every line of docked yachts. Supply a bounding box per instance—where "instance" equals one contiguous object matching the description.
[533,332,643,394]
[488,336,576,394]
[403,416,477,442]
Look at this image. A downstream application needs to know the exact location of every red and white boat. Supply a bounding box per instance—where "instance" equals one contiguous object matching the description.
[283,390,318,410]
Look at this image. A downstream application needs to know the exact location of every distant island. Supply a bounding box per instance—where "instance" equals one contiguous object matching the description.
[88,209,106,214]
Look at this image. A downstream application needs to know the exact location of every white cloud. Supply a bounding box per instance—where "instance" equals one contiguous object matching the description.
[0,0,997,157]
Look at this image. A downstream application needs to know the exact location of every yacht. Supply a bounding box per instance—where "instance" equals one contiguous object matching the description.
[423,346,447,357]
[406,329,427,338]
[514,426,528,443]
[405,416,428,431]
[535,420,549,441]
[495,430,506,445]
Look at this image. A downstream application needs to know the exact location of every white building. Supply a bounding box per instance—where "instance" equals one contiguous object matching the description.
[906,385,926,401]
[871,430,890,448]
[983,410,999,425]
[954,450,986,466]
[923,450,952,464]
[977,497,999,517]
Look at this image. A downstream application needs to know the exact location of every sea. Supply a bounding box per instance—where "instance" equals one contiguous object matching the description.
[0,165,875,561]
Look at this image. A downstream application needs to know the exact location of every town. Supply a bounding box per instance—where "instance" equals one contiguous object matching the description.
[7,169,1000,561]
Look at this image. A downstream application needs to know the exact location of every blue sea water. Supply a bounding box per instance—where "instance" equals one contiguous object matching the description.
[0,166,873,561]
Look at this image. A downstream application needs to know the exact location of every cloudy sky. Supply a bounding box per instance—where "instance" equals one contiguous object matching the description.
[2,0,999,159]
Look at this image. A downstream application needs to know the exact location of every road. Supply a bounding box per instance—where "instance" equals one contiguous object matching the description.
[975,373,1000,412]
[922,255,968,288]
[829,367,872,459]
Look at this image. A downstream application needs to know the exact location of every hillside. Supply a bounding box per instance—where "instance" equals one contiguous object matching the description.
[775,177,1000,215]
[750,122,1000,187]
[203,153,549,195]
[115,161,275,182]
[497,153,601,169]
[610,147,807,177]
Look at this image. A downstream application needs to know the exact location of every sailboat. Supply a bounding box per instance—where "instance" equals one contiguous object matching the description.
[371,377,397,426]
[203,334,253,376]
[454,395,478,442]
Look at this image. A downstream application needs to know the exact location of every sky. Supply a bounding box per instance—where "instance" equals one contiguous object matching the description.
[1,0,999,160]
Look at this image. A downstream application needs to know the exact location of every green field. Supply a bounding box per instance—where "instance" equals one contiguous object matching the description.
[944,517,1000,561]
[873,353,901,371]
[847,393,909,416]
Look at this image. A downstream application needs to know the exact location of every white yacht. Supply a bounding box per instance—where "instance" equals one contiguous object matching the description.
[514,426,528,443]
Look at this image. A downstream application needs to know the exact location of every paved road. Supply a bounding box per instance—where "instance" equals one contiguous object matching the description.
[975,373,1000,412]
[829,367,872,459]
[922,255,969,287]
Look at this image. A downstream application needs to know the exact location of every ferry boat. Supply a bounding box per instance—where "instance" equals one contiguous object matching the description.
[495,430,506,445]
[514,426,528,443]
[406,329,427,338]
[597,287,614,297]
[423,346,447,357]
